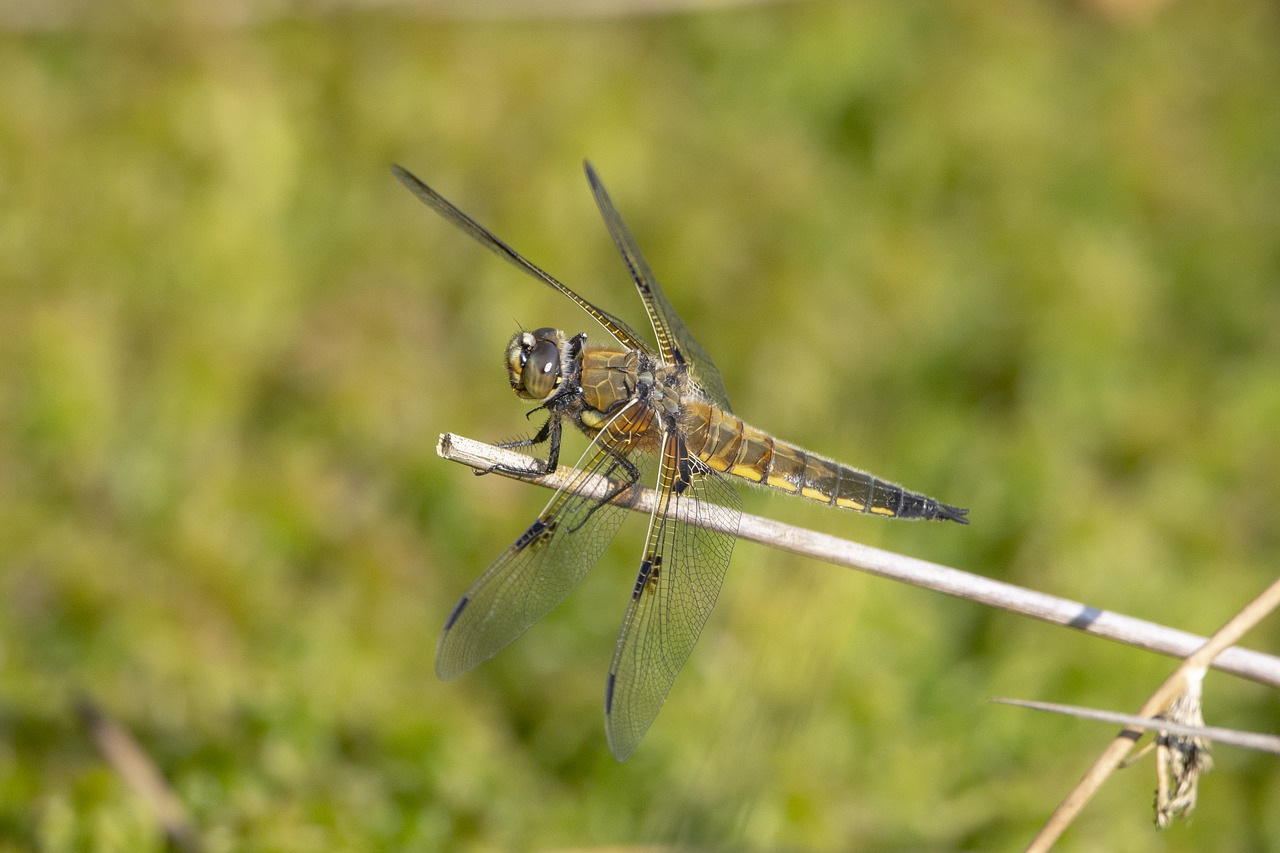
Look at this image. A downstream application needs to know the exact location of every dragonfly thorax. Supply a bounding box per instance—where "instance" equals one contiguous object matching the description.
[506,327,574,401]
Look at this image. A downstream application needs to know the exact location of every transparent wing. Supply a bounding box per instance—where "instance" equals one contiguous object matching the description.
[583,162,734,413]
[604,432,743,760]
[436,406,657,680]
[393,164,654,355]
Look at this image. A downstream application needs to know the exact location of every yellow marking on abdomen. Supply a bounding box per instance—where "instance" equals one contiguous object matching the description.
[801,487,833,503]
[730,463,765,483]
[870,506,896,517]
[766,473,799,492]
[703,453,732,472]
[835,497,866,511]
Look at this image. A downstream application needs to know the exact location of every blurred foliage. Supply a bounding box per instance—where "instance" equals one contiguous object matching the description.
[1,0,1279,850]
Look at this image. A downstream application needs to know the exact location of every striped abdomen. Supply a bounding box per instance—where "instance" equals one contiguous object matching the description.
[681,400,968,523]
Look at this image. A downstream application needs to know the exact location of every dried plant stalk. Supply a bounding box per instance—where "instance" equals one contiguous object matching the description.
[438,432,1280,686]
[1025,575,1280,850]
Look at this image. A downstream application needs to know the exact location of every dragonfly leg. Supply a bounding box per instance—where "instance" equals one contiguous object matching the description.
[475,411,564,478]
[566,441,643,533]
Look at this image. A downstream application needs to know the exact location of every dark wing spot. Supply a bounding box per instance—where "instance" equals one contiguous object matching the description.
[514,518,548,550]
[676,458,692,495]
[605,672,617,714]
[444,596,470,631]
[631,557,655,600]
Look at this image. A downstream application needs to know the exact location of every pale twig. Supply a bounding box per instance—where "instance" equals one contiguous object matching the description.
[438,433,1280,687]
[379,0,808,21]
[1022,573,1280,850]
[991,698,1280,755]
[0,0,807,32]
[75,694,200,853]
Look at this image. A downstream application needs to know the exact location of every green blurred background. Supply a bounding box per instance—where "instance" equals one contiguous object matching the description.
[2,0,1279,849]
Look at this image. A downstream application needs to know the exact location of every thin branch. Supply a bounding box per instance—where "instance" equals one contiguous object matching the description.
[992,698,1280,755]
[1023,573,1280,850]
[0,0,808,31]
[75,694,201,853]
[381,0,809,21]
[438,433,1280,687]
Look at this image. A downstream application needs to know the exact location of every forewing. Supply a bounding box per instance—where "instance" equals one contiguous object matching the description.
[436,409,657,680]
[583,162,734,413]
[392,164,652,354]
[604,432,743,760]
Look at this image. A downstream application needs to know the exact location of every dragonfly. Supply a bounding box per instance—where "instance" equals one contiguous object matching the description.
[393,162,968,761]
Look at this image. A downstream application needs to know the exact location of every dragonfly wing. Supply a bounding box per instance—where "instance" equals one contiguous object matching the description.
[604,431,743,760]
[436,406,657,680]
[583,162,734,413]
[392,164,653,355]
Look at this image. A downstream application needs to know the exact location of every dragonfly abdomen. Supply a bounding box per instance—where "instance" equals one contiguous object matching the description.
[683,401,967,523]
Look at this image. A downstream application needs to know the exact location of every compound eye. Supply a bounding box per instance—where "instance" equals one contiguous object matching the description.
[520,339,560,399]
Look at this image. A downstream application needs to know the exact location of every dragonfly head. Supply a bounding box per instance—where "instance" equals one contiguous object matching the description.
[506,328,566,401]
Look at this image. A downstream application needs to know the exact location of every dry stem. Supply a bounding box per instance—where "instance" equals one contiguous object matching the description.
[438,432,1280,687]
